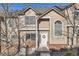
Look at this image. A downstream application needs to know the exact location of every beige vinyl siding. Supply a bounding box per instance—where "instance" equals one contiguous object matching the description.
[39,19,50,30]
[41,10,67,44]
[20,31,36,48]
[19,9,37,30]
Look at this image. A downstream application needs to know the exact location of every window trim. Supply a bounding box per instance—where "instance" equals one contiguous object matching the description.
[53,20,63,38]
[8,18,16,27]
[26,33,36,40]
[75,10,79,20]
[25,16,36,26]
[55,20,62,36]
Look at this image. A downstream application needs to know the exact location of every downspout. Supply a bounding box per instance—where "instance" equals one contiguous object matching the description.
[36,17,38,49]
[17,17,20,55]
[0,17,1,53]
[71,6,76,47]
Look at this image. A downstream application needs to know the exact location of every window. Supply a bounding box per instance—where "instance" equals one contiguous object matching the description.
[76,27,79,36]
[11,34,18,39]
[26,33,36,40]
[55,20,62,36]
[31,33,36,40]
[75,10,79,20]
[26,34,30,39]
[8,18,15,27]
[25,16,36,25]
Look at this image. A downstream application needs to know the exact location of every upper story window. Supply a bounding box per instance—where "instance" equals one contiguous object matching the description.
[55,20,62,36]
[75,9,79,20]
[25,16,36,25]
[26,33,36,40]
[8,18,15,27]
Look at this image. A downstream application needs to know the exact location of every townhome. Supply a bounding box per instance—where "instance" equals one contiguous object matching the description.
[1,3,79,56]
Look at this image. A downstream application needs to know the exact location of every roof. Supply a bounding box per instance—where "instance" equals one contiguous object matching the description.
[17,4,72,17]
[17,7,66,19]
[17,7,51,15]
[38,7,66,19]
[32,8,51,15]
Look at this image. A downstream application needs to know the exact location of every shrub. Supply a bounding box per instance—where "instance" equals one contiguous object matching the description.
[65,50,76,56]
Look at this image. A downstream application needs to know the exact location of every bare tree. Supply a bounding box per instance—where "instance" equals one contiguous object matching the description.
[55,4,79,49]
[65,4,77,48]
[0,3,20,56]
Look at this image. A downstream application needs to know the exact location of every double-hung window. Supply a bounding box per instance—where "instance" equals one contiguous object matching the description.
[25,16,36,25]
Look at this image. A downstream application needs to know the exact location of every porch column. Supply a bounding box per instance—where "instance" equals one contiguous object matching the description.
[36,17,38,48]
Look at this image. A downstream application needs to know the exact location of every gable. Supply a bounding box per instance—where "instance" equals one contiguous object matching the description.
[18,7,51,15]
[41,9,66,20]
[25,8,36,16]
[39,8,66,20]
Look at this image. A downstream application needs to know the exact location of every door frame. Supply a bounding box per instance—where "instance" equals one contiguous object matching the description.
[39,31,48,48]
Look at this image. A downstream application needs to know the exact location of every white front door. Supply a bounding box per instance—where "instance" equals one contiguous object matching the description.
[39,32,48,47]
